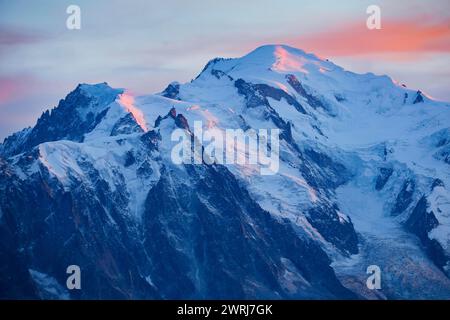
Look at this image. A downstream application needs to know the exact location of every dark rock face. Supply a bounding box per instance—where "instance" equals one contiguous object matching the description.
[437,138,450,148]
[375,167,393,190]
[426,129,450,165]
[264,106,295,146]
[406,196,448,272]
[211,69,233,81]
[306,204,359,255]
[406,197,439,237]
[0,84,121,157]
[0,128,31,157]
[301,148,350,190]
[432,178,445,190]
[0,181,38,299]
[141,164,356,299]
[392,179,415,215]
[0,145,355,299]
[278,147,358,255]
[154,107,190,131]
[286,74,327,111]
[124,151,136,167]
[0,146,160,299]
[235,78,307,114]
[427,128,450,148]
[140,130,161,151]
[335,94,346,102]
[403,92,409,104]
[233,77,308,148]
[111,113,144,136]
[194,57,230,81]
[413,91,424,104]
[175,114,190,131]
[161,82,180,99]
[435,146,450,165]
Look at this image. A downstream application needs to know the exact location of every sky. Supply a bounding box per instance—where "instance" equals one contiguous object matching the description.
[0,0,449,140]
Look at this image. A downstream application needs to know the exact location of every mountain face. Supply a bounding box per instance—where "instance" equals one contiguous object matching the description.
[1,45,449,299]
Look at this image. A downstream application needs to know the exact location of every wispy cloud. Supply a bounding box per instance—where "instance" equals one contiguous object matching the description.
[0,75,34,104]
[0,25,49,59]
[0,26,46,45]
[287,17,450,58]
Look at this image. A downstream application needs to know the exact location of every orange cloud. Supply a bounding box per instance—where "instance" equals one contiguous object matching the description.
[288,18,450,57]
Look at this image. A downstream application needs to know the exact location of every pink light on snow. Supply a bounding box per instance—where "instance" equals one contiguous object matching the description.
[273,81,290,93]
[187,104,201,111]
[420,90,437,101]
[118,92,148,132]
[272,46,309,73]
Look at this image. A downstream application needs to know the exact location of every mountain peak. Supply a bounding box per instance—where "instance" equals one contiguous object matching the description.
[75,82,123,100]
[0,83,123,156]
[194,44,340,86]
[244,44,323,62]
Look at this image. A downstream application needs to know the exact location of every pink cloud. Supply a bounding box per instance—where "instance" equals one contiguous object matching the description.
[0,76,35,104]
[286,17,450,58]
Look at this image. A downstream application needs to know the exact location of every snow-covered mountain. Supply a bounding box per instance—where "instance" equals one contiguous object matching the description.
[1,45,449,299]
